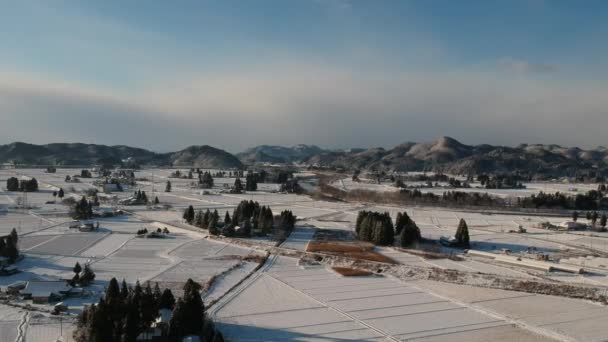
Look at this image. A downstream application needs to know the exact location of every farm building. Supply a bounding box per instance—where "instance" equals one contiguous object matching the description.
[21,280,72,304]
[559,221,588,231]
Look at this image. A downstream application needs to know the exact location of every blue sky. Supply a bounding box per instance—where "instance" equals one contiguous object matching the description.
[1,0,607,152]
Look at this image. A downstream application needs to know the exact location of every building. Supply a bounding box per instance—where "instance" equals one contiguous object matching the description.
[21,280,72,304]
[559,221,588,231]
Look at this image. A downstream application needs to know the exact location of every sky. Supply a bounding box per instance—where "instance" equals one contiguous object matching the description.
[1,0,608,152]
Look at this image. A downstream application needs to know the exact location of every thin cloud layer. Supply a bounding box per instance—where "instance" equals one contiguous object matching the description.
[1,63,607,151]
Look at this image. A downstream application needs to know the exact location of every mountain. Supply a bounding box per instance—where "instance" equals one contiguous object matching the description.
[262,137,608,177]
[237,144,325,164]
[165,145,243,169]
[0,142,244,169]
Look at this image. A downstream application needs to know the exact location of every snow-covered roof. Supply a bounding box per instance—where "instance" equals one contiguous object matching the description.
[182,336,201,342]
[23,281,71,297]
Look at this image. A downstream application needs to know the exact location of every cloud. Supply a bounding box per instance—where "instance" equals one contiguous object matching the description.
[498,57,558,74]
[1,62,607,151]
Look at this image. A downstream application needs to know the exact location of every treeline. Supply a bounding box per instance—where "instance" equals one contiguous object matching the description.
[74,278,223,342]
[6,177,38,192]
[519,190,608,210]
[0,229,19,263]
[321,182,502,208]
[477,174,526,189]
[183,200,295,239]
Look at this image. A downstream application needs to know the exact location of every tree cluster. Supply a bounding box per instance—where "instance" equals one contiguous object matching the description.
[520,191,607,210]
[395,212,421,247]
[0,229,19,263]
[355,211,395,246]
[81,169,92,178]
[280,179,303,194]
[72,196,94,220]
[133,190,149,204]
[199,172,214,189]
[70,262,95,287]
[477,174,525,189]
[6,177,38,192]
[274,210,295,241]
[74,278,224,342]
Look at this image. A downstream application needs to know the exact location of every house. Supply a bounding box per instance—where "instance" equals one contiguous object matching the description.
[439,236,458,247]
[559,221,588,231]
[21,280,72,304]
[6,281,27,294]
[0,265,19,276]
[78,222,97,232]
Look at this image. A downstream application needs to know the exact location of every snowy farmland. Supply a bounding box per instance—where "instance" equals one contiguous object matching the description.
[2,167,608,341]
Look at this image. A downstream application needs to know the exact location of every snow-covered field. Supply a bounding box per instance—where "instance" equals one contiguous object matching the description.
[334,176,603,199]
[3,168,608,341]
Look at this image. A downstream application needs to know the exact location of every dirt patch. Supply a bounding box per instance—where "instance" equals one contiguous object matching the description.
[332,267,373,277]
[307,240,398,264]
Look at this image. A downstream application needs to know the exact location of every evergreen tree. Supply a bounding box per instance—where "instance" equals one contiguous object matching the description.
[183,205,195,224]
[105,278,121,307]
[224,211,231,226]
[208,214,219,235]
[195,210,204,228]
[455,219,470,248]
[80,264,96,285]
[202,209,211,229]
[400,219,421,247]
[170,279,205,339]
[6,177,19,191]
[592,211,599,226]
[165,180,172,192]
[245,172,258,191]
[395,212,404,235]
[221,224,235,237]
[572,211,579,222]
[120,279,129,301]
[159,289,176,310]
[232,178,244,194]
[58,188,64,199]
[154,196,159,205]
[73,262,82,275]
[601,214,607,229]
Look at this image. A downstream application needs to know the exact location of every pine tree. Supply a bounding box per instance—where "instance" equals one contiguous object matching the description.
[232,178,244,194]
[58,188,65,199]
[154,196,159,205]
[601,214,607,229]
[224,211,231,226]
[245,172,258,191]
[455,219,470,248]
[6,177,19,191]
[165,180,172,192]
[170,279,205,339]
[183,205,195,224]
[105,278,121,307]
[73,262,82,275]
[395,212,404,235]
[202,209,211,229]
[159,289,176,310]
[400,219,421,247]
[208,214,219,235]
[195,210,204,228]
[120,279,129,301]
[572,211,579,222]
[80,264,96,285]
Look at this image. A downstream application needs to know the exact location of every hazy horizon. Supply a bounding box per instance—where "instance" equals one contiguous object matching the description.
[2,1,608,152]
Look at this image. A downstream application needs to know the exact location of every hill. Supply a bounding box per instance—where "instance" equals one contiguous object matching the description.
[0,142,244,169]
